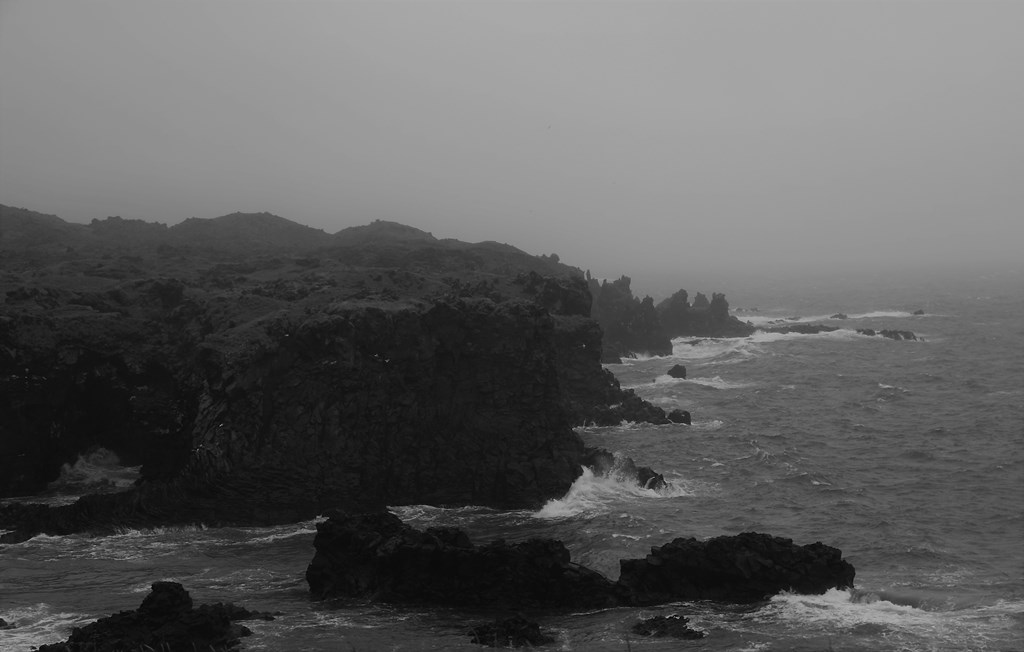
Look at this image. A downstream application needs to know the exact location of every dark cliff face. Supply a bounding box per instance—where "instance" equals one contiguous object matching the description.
[0,294,586,534]
[186,297,583,511]
[2,207,667,537]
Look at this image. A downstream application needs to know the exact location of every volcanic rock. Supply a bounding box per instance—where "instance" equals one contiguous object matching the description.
[306,512,857,609]
[35,581,273,652]
[616,531,856,604]
[305,511,619,609]
[667,364,687,379]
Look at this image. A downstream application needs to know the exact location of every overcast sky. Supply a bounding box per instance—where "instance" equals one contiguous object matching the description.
[1,0,1021,284]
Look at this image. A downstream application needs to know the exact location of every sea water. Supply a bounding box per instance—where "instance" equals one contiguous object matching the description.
[2,266,1022,651]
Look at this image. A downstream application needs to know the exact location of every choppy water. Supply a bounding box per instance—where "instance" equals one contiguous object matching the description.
[2,267,1022,651]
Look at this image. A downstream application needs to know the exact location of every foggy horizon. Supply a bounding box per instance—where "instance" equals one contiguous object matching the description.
[2,1,1022,287]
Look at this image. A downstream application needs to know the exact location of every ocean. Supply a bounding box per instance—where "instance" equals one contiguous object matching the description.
[2,266,1022,651]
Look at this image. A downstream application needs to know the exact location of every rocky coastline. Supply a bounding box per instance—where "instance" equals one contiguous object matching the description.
[3,205,860,648]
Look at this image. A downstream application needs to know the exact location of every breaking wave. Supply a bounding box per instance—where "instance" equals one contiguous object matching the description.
[535,467,693,519]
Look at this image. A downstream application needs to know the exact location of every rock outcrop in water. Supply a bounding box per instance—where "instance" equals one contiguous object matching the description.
[36,581,273,652]
[588,275,672,362]
[763,323,918,341]
[1,206,678,541]
[305,511,857,607]
[616,531,857,604]
[656,289,755,339]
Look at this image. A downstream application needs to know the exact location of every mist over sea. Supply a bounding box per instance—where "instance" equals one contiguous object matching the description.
[2,266,1021,651]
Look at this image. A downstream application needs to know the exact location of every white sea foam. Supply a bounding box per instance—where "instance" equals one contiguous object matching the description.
[742,310,919,326]
[670,337,756,362]
[47,448,141,494]
[759,588,1024,649]
[0,603,93,650]
[692,419,725,431]
[749,328,864,344]
[534,467,693,519]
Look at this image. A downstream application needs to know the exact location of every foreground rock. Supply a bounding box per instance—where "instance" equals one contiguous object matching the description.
[617,532,857,604]
[36,581,273,652]
[305,511,619,609]
[306,512,856,608]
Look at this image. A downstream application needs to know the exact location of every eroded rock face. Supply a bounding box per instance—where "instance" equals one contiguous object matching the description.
[35,581,273,652]
[305,511,620,609]
[0,208,674,540]
[1,298,589,541]
[617,532,857,604]
[306,512,857,608]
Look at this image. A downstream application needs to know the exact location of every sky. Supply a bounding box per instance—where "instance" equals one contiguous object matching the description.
[1,0,1022,287]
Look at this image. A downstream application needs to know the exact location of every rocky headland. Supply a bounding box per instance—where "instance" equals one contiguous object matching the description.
[0,205,691,540]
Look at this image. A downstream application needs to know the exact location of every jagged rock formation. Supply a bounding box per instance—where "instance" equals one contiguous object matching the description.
[36,581,273,652]
[1,206,674,540]
[656,289,755,338]
[588,275,672,362]
[305,511,856,607]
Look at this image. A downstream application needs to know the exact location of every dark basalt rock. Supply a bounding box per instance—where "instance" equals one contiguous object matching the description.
[667,364,687,379]
[667,409,692,425]
[871,328,918,341]
[468,616,555,647]
[657,289,755,339]
[551,314,673,427]
[763,324,919,341]
[35,581,273,652]
[617,531,856,604]
[589,275,672,362]
[305,511,620,609]
[2,206,681,542]
[630,614,705,639]
[306,512,857,609]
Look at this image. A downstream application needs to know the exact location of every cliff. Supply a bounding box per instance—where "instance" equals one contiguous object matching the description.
[0,206,670,539]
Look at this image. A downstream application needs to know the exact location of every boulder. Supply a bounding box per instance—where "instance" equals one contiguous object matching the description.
[617,531,856,604]
[667,364,687,379]
[667,409,692,425]
[35,581,273,652]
